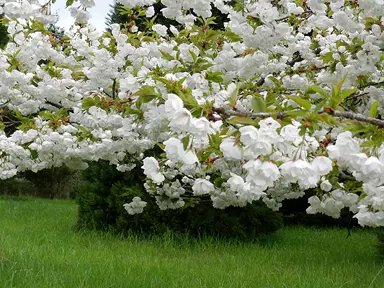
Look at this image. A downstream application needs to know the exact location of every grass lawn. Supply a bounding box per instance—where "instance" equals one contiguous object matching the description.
[0,197,383,288]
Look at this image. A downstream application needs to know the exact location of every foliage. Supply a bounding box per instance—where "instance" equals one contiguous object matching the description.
[0,178,30,196]
[76,161,283,238]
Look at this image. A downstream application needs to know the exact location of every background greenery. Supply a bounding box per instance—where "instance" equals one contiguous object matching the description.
[0,167,79,199]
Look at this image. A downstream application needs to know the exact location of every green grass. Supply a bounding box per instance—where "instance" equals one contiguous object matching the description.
[0,197,383,288]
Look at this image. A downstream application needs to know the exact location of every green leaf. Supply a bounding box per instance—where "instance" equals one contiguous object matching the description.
[370,100,379,118]
[224,31,241,42]
[320,52,334,63]
[340,88,357,99]
[214,177,225,188]
[306,86,328,98]
[66,0,75,7]
[287,96,312,111]
[228,83,240,106]
[182,134,190,150]
[335,75,347,96]
[82,98,99,110]
[133,86,156,97]
[365,17,380,30]
[205,71,223,83]
[228,116,259,126]
[329,76,347,108]
[196,17,204,25]
[156,143,165,150]
[360,140,376,148]
[133,86,159,109]
[141,36,155,42]
[358,192,367,202]
[380,53,384,63]
[189,50,198,62]
[267,76,280,86]
[316,114,338,125]
[285,110,307,117]
[314,99,327,113]
[251,97,266,113]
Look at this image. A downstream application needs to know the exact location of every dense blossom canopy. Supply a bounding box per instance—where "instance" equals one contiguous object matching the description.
[1,0,384,226]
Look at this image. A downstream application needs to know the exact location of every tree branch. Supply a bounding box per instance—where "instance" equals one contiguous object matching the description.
[213,108,287,120]
[331,111,384,127]
[214,108,384,127]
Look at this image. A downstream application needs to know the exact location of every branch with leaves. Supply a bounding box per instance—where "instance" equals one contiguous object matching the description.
[214,108,384,127]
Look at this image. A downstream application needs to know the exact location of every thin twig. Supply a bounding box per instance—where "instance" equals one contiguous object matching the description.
[276,10,313,22]
[45,100,64,109]
[112,79,117,99]
[100,88,112,98]
[359,81,384,89]
[0,100,10,107]
[44,101,74,113]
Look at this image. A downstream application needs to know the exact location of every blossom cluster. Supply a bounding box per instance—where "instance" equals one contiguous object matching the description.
[1,0,384,227]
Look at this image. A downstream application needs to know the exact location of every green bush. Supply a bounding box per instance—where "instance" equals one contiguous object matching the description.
[280,192,358,228]
[76,161,283,239]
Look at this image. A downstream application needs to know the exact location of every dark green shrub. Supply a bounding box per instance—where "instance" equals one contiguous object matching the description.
[280,193,358,228]
[76,161,283,239]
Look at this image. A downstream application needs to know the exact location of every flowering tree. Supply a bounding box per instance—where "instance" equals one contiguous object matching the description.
[1,0,384,226]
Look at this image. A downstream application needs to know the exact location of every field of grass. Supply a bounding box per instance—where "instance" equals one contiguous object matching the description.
[0,197,383,288]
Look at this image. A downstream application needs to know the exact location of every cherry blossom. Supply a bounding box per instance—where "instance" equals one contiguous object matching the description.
[1,0,384,226]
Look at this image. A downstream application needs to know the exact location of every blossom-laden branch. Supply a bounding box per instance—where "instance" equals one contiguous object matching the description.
[214,108,384,127]
[214,108,287,120]
[3,0,384,227]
